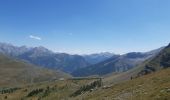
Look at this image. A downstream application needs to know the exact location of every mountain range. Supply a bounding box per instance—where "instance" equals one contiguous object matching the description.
[0,43,170,100]
[72,48,163,77]
[0,43,90,73]
[0,42,164,77]
[0,43,116,74]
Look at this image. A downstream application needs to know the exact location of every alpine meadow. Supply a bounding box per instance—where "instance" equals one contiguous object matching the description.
[0,0,170,100]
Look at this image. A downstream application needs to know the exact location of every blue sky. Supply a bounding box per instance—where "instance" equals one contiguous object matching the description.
[0,0,170,54]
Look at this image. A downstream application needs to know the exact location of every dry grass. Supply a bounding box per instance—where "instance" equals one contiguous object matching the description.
[1,53,170,100]
[1,68,170,100]
[0,54,70,87]
[76,68,170,100]
[0,79,97,100]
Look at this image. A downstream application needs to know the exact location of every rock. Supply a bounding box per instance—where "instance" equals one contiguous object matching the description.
[160,90,165,93]
[102,85,112,89]
[166,89,170,92]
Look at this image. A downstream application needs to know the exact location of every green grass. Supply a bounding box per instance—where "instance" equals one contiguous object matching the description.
[0,79,98,100]
[0,54,71,87]
[0,68,170,100]
[75,68,170,100]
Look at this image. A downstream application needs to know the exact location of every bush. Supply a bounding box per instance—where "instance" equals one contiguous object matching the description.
[27,88,44,97]
[4,96,7,99]
[42,86,50,97]
[0,87,20,94]
[71,80,102,97]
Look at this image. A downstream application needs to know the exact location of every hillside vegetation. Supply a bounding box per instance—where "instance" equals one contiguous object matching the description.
[0,54,70,87]
[0,79,99,100]
[0,68,169,100]
[76,68,170,100]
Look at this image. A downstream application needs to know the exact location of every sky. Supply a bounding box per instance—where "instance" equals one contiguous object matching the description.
[0,0,170,54]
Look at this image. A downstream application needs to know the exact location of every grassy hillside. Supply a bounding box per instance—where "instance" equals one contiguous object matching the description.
[0,79,99,100]
[0,54,71,87]
[103,59,151,85]
[74,68,170,100]
[0,68,169,100]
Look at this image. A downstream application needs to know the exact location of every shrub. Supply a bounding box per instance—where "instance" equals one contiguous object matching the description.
[0,87,20,94]
[71,80,102,97]
[27,88,44,97]
[4,96,7,99]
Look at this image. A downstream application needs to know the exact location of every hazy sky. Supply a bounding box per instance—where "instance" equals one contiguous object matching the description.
[0,0,170,54]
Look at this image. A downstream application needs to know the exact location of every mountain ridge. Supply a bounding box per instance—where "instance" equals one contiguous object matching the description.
[0,42,89,73]
[82,52,116,64]
[72,47,163,77]
[137,43,170,77]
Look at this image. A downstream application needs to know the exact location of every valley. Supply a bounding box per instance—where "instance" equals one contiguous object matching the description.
[0,43,170,100]
[0,67,170,100]
[1,1,170,99]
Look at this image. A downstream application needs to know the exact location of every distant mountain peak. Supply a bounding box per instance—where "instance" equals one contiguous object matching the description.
[166,43,170,48]
[83,52,115,64]
[32,46,52,53]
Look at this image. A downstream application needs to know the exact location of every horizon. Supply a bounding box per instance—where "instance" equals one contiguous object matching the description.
[0,0,170,54]
[0,41,165,55]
